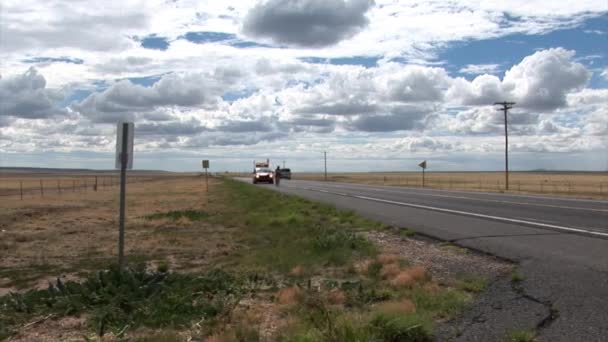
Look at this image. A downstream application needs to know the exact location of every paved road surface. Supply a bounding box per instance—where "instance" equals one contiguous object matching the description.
[243,178,608,341]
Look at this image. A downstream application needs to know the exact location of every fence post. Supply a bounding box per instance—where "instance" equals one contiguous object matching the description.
[40,179,44,197]
[20,181,23,200]
[57,180,61,195]
[73,179,76,192]
[94,176,98,192]
[84,179,87,193]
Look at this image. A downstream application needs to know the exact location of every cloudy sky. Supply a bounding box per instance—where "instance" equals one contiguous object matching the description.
[1,0,607,172]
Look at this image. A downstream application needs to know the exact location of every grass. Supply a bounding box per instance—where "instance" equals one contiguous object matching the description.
[213,179,379,272]
[505,329,536,342]
[511,269,524,283]
[456,275,488,293]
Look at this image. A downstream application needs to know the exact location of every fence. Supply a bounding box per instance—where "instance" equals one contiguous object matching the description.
[0,174,179,200]
[291,172,608,199]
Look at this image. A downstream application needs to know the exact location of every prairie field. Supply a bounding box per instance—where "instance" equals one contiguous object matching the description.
[293,172,608,199]
[0,173,510,341]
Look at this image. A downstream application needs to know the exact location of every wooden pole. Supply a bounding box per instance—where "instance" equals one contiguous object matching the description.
[20,181,23,200]
[40,179,44,197]
[118,123,129,269]
[57,180,61,195]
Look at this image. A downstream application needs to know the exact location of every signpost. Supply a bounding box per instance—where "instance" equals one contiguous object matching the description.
[418,160,427,188]
[116,122,134,269]
[202,160,210,192]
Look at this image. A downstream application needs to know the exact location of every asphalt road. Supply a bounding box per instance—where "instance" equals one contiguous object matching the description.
[243,178,608,341]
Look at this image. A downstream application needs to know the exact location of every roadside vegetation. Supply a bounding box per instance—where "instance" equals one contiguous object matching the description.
[0,176,499,340]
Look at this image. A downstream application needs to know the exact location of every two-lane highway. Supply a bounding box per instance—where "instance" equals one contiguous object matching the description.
[244,178,608,341]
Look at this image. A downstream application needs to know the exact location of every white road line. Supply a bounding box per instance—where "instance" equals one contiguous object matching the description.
[298,186,608,238]
[307,180,608,205]
[320,184,608,213]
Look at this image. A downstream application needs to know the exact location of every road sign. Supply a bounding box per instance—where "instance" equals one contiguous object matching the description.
[115,122,134,169]
[202,160,210,169]
[418,160,427,169]
[202,160,210,192]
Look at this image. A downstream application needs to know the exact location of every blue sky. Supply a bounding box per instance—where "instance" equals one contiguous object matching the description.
[0,1,606,172]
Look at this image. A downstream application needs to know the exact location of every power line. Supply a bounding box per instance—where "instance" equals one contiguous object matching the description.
[494,101,515,191]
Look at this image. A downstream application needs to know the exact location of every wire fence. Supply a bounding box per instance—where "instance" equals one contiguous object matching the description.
[0,174,186,200]
[290,173,608,198]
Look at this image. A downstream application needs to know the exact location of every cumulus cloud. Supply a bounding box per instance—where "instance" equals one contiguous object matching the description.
[72,72,224,123]
[449,48,590,111]
[243,0,374,47]
[0,67,67,119]
[377,65,450,102]
[503,48,590,111]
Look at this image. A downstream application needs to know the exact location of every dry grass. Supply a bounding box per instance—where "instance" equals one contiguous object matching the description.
[376,299,417,315]
[0,173,223,289]
[277,287,303,305]
[292,171,608,199]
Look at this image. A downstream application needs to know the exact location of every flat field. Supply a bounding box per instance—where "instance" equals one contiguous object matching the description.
[0,173,510,341]
[293,171,608,199]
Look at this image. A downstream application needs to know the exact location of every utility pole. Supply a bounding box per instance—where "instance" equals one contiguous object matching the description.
[494,101,515,191]
[324,152,327,181]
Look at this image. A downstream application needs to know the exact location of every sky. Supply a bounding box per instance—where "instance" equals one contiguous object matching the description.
[0,0,607,172]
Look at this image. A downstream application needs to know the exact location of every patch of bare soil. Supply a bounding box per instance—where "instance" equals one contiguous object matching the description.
[9,316,88,342]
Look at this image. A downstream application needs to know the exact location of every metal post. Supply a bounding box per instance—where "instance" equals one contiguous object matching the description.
[118,123,128,269]
[422,169,425,188]
[205,168,209,192]
[324,151,327,181]
[94,176,98,192]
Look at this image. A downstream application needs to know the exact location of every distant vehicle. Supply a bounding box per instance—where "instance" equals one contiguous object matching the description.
[253,167,274,184]
[279,168,291,179]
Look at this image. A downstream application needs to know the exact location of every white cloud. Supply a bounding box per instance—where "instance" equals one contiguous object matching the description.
[459,64,501,75]
[449,48,590,111]
[0,67,67,119]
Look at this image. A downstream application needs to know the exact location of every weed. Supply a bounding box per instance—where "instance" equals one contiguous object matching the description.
[456,275,488,293]
[399,229,415,238]
[367,260,384,280]
[0,265,243,338]
[410,287,470,319]
[511,270,524,283]
[368,310,433,342]
[505,328,536,342]
[439,243,468,254]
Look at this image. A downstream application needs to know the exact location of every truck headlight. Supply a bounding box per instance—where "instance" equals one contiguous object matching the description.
[270,174,274,177]
[256,174,260,178]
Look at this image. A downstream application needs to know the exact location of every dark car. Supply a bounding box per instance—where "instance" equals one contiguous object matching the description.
[253,167,274,184]
[279,168,291,179]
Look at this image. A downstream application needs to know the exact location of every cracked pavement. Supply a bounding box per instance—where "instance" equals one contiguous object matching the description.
[245,178,608,341]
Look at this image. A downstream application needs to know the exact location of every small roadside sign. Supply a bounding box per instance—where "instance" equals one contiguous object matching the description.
[418,160,427,169]
[115,122,134,169]
[202,160,210,169]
